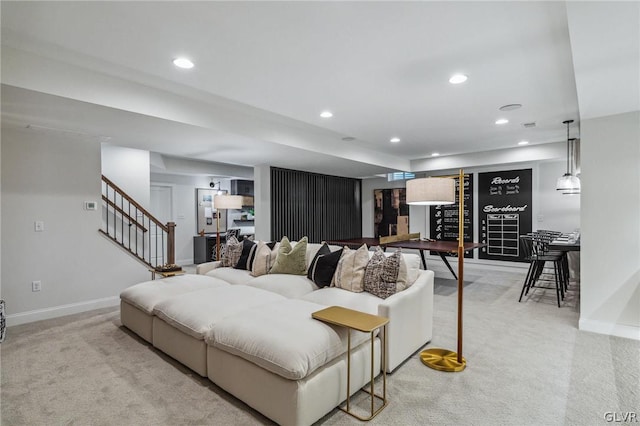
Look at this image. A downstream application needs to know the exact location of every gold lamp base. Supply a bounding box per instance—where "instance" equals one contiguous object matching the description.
[420,348,466,372]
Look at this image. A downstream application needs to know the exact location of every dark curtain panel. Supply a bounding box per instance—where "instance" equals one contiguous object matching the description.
[270,167,362,242]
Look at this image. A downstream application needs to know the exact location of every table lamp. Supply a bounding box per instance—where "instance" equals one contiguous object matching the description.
[407,169,468,372]
[213,194,244,261]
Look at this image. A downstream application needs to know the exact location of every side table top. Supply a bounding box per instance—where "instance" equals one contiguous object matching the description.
[312,306,388,332]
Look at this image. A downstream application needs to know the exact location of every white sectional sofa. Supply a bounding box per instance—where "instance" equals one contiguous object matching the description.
[120,241,434,426]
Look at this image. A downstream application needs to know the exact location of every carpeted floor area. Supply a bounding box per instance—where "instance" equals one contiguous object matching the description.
[1,264,638,425]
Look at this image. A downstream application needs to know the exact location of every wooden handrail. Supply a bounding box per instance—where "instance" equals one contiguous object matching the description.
[101,195,148,233]
[101,174,179,270]
[101,175,168,232]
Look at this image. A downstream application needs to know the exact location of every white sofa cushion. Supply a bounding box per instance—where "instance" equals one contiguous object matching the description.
[209,299,371,380]
[119,274,228,314]
[153,286,286,339]
[246,274,318,298]
[401,252,420,286]
[298,287,381,316]
[206,267,253,285]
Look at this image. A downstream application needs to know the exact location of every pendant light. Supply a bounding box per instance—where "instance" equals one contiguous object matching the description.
[556,120,581,193]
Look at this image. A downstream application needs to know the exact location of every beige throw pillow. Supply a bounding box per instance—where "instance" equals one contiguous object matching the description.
[269,236,308,275]
[332,243,369,292]
[251,241,279,277]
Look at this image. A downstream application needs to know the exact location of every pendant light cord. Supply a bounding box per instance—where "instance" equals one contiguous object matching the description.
[563,120,574,175]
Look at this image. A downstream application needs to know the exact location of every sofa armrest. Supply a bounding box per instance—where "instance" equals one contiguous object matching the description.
[196,261,222,275]
[377,269,434,372]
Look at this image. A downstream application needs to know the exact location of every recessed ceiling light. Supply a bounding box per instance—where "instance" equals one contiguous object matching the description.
[449,74,468,84]
[518,140,529,146]
[431,152,440,157]
[499,103,522,111]
[390,137,401,143]
[320,111,333,118]
[173,58,194,69]
[495,118,509,125]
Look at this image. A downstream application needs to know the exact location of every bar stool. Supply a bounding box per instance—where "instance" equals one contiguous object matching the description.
[518,234,566,307]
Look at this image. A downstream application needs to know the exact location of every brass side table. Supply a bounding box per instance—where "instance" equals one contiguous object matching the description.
[312,306,389,421]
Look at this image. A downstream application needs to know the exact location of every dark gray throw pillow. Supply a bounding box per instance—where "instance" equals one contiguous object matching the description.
[307,243,331,280]
[234,238,257,270]
[307,246,344,287]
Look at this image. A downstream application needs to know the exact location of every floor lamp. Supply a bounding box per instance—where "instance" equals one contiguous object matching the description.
[406,169,467,372]
[213,194,244,261]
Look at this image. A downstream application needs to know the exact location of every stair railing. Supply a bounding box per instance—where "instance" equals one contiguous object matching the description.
[100,175,177,269]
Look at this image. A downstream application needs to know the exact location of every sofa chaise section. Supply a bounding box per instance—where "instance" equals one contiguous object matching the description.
[151,285,287,376]
[206,298,382,426]
[119,274,229,343]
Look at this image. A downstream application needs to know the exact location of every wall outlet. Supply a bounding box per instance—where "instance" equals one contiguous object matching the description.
[32,280,42,292]
[34,221,44,232]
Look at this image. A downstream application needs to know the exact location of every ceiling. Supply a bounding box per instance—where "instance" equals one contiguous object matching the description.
[1,2,637,178]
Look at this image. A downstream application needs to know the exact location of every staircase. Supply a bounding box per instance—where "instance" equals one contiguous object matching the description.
[100,175,179,272]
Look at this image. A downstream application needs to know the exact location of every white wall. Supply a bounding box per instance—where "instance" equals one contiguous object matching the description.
[536,160,581,233]
[1,127,149,325]
[101,144,150,208]
[254,165,271,241]
[580,111,640,340]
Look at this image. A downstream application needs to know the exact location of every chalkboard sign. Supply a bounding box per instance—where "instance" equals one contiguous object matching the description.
[478,169,532,262]
[429,174,474,258]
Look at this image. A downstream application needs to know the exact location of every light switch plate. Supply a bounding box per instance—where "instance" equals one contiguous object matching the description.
[34,221,44,232]
[84,201,97,210]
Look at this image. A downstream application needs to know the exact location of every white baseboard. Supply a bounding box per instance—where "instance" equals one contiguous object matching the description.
[579,318,640,341]
[6,296,120,327]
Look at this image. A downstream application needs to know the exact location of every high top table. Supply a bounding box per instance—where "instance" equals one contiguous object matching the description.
[325,238,486,279]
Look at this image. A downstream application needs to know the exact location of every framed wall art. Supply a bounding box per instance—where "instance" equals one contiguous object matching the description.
[196,188,227,234]
[374,188,409,238]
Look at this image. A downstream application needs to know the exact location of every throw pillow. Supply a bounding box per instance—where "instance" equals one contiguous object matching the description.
[234,238,257,270]
[221,236,242,267]
[250,241,278,277]
[269,236,308,275]
[364,247,401,299]
[308,247,343,288]
[307,243,331,280]
[332,243,369,292]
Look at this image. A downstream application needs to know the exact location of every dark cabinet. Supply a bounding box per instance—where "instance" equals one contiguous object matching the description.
[231,180,254,197]
[193,235,225,264]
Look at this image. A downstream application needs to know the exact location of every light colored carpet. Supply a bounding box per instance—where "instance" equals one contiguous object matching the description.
[1,264,638,426]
